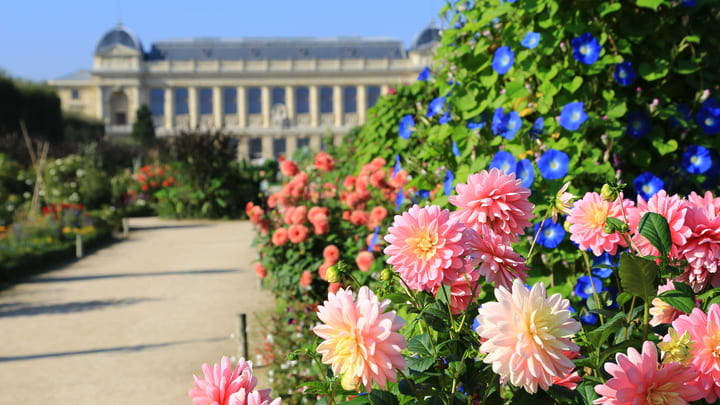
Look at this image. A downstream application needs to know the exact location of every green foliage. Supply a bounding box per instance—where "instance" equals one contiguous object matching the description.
[618,253,658,301]
[0,75,63,142]
[131,105,156,147]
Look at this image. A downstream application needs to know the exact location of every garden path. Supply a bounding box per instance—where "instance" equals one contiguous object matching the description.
[0,217,273,404]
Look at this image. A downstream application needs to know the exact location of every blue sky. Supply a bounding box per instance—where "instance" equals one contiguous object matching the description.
[0,0,446,82]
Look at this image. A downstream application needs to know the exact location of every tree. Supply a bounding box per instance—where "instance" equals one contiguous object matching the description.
[131,105,155,147]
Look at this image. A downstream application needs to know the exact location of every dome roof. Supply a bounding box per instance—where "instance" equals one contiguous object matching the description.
[411,25,440,50]
[95,23,143,54]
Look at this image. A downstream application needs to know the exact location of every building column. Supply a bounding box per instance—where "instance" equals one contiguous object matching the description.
[333,85,343,127]
[357,85,367,124]
[261,135,272,159]
[96,87,106,122]
[236,135,249,161]
[286,134,297,158]
[310,134,322,151]
[164,87,174,130]
[309,85,319,127]
[261,86,270,128]
[128,87,139,124]
[213,86,223,129]
[237,86,246,128]
[285,86,295,124]
[188,86,198,129]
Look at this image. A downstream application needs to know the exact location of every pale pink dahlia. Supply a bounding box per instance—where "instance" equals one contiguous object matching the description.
[465,227,528,289]
[567,192,634,256]
[672,304,720,401]
[627,190,691,259]
[449,168,534,242]
[649,281,684,327]
[477,279,581,393]
[384,205,466,292]
[433,264,480,314]
[188,356,280,405]
[313,287,407,391]
[678,192,720,292]
[594,341,701,404]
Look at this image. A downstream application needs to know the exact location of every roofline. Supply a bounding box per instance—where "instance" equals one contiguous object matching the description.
[151,36,403,45]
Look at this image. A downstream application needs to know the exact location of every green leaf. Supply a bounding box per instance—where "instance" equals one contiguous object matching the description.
[616,292,632,306]
[651,138,678,156]
[369,390,399,405]
[407,333,434,357]
[638,60,669,81]
[576,382,599,405]
[638,212,672,257]
[406,355,435,372]
[659,289,695,314]
[636,0,665,9]
[587,312,626,347]
[598,2,622,16]
[606,101,627,119]
[564,76,584,94]
[618,254,658,301]
[339,397,370,405]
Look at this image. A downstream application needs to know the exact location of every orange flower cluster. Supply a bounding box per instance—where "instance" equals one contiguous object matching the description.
[132,164,175,195]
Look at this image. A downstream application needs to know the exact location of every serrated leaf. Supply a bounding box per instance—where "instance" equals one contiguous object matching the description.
[576,382,599,405]
[369,390,399,405]
[659,290,695,314]
[406,355,434,372]
[616,292,632,306]
[638,212,672,257]
[407,333,434,357]
[618,254,658,301]
[587,312,626,347]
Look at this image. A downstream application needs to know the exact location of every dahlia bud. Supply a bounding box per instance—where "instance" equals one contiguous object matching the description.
[325,266,340,283]
[341,373,362,391]
[563,220,572,233]
[380,268,393,281]
[600,184,617,202]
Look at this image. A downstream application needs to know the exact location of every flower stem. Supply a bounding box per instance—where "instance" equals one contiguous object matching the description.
[527,210,550,262]
[582,250,605,325]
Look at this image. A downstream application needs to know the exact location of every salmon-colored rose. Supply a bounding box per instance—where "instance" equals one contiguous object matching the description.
[280,160,299,177]
[271,228,288,246]
[350,210,370,226]
[314,152,335,172]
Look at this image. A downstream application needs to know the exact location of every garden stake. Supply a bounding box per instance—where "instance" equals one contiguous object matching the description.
[237,313,248,361]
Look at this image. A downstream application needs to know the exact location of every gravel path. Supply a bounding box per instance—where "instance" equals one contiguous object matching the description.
[0,217,273,404]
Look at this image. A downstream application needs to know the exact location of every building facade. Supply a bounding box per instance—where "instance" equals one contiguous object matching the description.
[49,24,438,159]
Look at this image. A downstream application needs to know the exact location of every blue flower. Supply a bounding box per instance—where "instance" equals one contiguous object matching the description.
[472,315,481,333]
[574,275,604,299]
[537,149,569,180]
[489,151,517,175]
[438,111,452,124]
[682,145,713,174]
[417,189,430,199]
[571,33,602,65]
[633,172,664,201]
[452,141,461,157]
[682,0,697,6]
[444,170,455,196]
[427,97,446,118]
[581,312,599,325]
[392,155,402,177]
[492,46,514,74]
[626,111,651,138]
[417,66,431,81]
[398,115,414,139]
[515,159,535,188]
[491,108,522,139]
[613,62,636,86]
[367,226,380,252]
[592,252,617,278]
[671,104,692,128]
[534,219,565,248]
[531,117,544,138]
[467,119,485,130]
[521,32,540,49]
[697,97,720,135]
[558,102,588,131]
[395,188,404,211]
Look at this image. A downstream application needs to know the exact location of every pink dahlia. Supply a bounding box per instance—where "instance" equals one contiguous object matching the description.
[384,204,466,292]
[594,341,701,404]
[188,356,280,405]
[323,245,340,265]
[465,227,528,289]
[678,192,720,292]
[477,279,581,393]
[433,265,480,314]
[287,224,310,243]
[449,168,534,242]
[313,287,407,391]
[314,152,335,172]
[567,192,634,256]
[271,228,288,246]
[672,304,720,401]
[627,190,691,259]
[649,280,684,327]
[356,251,374,272]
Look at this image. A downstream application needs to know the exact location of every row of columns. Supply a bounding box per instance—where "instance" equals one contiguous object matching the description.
[236,132,331,161]
[156,84,387,130]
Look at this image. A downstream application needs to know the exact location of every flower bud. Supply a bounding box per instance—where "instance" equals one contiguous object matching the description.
[600,184,617,202]
[563,220,572,233]
[380,268,393,281]
[325,266,340,283]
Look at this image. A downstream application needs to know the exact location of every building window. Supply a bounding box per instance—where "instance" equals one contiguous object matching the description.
[150,88,164,116]
[367,86,381,108]
[271,87,285,106]
[199,87,213,115]
[247,87,261,114]
[115,112,127,125]
[343,87,357,113]
[295,87,309,114]
[273,138,286,158]
[174,88,189,115]
[297,137,310,149]
[320,86,333,114]
[71,89,79,100]
[223,87,237,114]
[249,137,262,159]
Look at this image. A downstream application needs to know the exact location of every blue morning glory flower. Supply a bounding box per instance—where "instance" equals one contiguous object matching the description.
[472,315,481,333]
[367,226,380,252]
[558,102,588,131]
[592,252,617,278]
[613,62,636,86]
[489,151,517,175]
[499,0,516,3]
[633,172,664,201]
[395,188,404,211]
[515,158,535,188]
[531,117,544,138]
[574,275,604,299]
[682,145,713,174]
[427,97,446,118]
[398,115,414,139]
[467,120,485,130]
[581,312,599,325]
[438,111,451,124]
[537,149,569,180]
[626,111,651,138]
[492,46,514,74]
[682,0,697,6]
[392,155,402,177]
[491,108,522,139]
[417,66,431,81]
[571,33,602,65]
[452,141,461,157]
[417,189,430,199]
[671,103,692,128]
[521,32,540,49]
[444,170,455,196]
[697,97,720,135]
[534,219,566,248]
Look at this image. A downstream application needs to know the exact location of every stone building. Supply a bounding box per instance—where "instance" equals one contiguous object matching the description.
[49,23,438,159]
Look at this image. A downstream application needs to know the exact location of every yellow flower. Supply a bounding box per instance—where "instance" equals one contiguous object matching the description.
[551,182,576,222]
[62,226,71,234]
[519,108,535,117]
[658,328,693,364]
[551,132,561,140]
